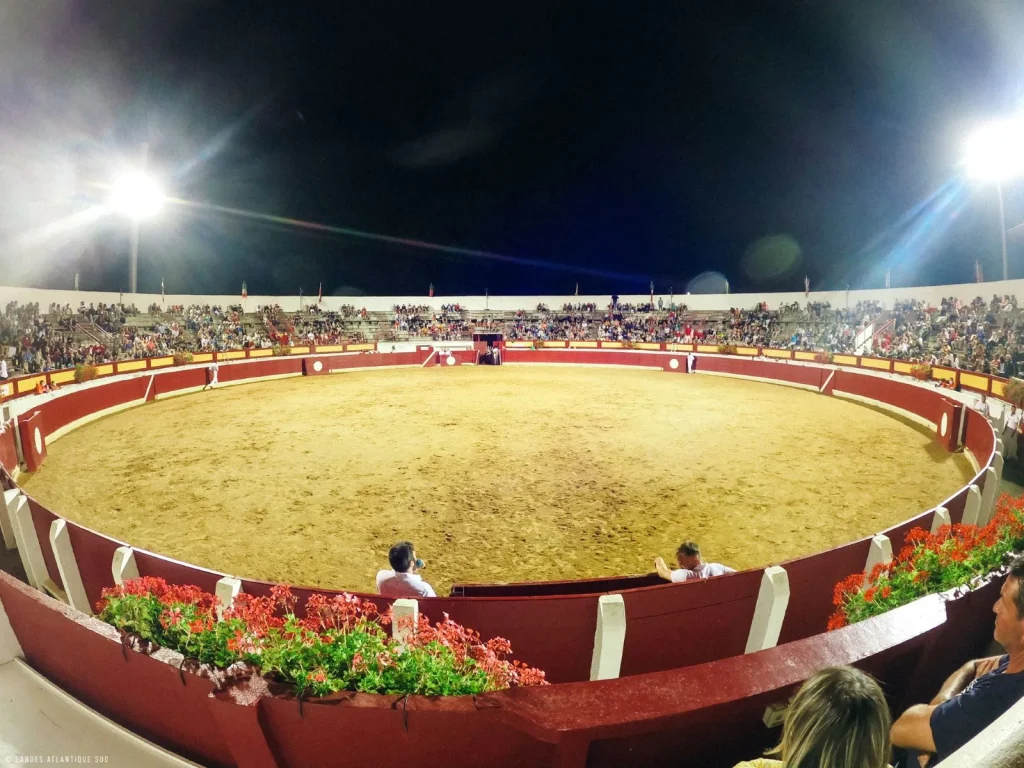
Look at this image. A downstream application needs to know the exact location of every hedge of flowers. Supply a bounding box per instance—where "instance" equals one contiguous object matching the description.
[828,493,1024,630]
[97,578,547,697]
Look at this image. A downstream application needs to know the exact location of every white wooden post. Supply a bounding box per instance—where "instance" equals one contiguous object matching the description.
[9,493,48,590]
[215,576,242,621]
[962,485,983,527]
[997,438,1005,457]
[994,411,1007,434]
[111,546,139,586]
[745,566,790,654]
[590,594,627,680]
[48,519,90,614]
[1,488,18,549]
[978,467,999,527]
[0,592,23,665]
[931,506,952,535]
[994,453,1005,485]
[863,535,893,584]
[391,598,418,648]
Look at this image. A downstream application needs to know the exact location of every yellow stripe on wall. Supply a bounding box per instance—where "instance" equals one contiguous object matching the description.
[286,346,310,355]
[49,370,75,385]
[635,342,662,350]
[569,341,598,348]
[346,344,376,351]
[893,361,913,374]
[507,341,533,348]
[117,360,147,373]
[192,353,214,362]
[149,357,174,368]
[316,345,345,353]
[17,376,45,393]
[248,348,273,358]
[542,341,567,348]
[833,355,858,366]
[95,364,114,376]
[736,347,758,356]
[219,350,246,360]
[601,342,624,349]
[794,351,817,361]
[931,368,956,382]
[860,357,890,370]
[960,372,988,390]
[764,349,791,359]
[696,345,719,353]
[992,379,1006,397]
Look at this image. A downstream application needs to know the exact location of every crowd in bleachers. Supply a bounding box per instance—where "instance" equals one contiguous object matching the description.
[6,293,1024,378]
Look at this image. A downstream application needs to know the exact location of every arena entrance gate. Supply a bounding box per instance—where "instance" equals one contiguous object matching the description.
[473,332,503,365]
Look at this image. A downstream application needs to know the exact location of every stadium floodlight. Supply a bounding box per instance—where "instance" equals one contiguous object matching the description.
[964,117,1024,281]
[108,171,164,219]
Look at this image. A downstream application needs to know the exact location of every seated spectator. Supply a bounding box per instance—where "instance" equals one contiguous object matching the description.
[375,541,436,598]
[654,540,736,582]
[733,666,891,768]
[890,555,1024,766]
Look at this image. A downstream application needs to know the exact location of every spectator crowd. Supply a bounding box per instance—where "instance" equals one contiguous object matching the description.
[5,293,1024,379]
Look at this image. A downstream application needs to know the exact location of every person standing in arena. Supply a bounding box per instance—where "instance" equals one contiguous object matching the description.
[204,361,219,390]
[1004,405,1021,461]
[376,541,437,598]
[687,351,696,373]
[655,541,735,582]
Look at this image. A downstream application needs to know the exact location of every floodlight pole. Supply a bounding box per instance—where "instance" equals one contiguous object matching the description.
[998,180,1009,282]
[128,142,150,295]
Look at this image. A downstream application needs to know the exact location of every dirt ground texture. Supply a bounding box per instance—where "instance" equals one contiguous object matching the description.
[23,366,974,595]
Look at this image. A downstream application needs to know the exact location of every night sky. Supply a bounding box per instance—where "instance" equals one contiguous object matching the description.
[2,2,1024,297]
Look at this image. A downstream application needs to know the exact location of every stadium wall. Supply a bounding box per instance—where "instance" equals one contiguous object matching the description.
[0,346,1007,766]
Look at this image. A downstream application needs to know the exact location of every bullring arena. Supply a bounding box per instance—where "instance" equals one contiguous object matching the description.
[0,282,1019,768]
[21,367,972,594]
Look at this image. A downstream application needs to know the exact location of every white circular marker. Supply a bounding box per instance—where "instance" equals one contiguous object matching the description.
[34,427,42,455]
[313,361,323,372]
[446,356,456,366]
[940,412,948,438]
[669,358,679,370]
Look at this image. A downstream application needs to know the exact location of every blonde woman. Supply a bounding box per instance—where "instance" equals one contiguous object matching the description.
[734,666,891,768]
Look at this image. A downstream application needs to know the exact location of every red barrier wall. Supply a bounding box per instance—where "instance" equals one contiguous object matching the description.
[833,369,947,425]
[27,496,63,591]
[65,522,124,610]
[777,538,874,644]
[619,568,763,674]
[452,573,664,597]
[132,549,226,595]
[0,420,17,473]
[36,377,150,436]
[699,355,825,388]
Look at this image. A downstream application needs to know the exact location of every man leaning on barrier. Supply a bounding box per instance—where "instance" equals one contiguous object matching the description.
[891,555,1024,766]
[655,540,735,583]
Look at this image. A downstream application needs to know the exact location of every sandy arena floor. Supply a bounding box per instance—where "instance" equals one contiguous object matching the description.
[22,366,973,595]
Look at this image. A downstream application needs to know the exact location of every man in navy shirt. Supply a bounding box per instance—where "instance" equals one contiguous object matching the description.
[891,556,1024,765]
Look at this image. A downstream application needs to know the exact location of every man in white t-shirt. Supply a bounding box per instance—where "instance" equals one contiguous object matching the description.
[975,393,991,419]
[686,352,696,373]
[376,541,437,598]
[654,541,736,583]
